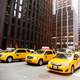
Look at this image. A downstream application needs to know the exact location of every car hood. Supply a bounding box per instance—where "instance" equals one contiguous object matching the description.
[49,58,72,64]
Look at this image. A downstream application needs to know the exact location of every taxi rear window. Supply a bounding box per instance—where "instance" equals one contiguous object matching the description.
[16,50,26,53]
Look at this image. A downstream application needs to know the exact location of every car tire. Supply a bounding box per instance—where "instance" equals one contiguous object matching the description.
[27,62,30,65]
[38,59,43,66]
[71,66,74,74]
[6,57,13,63]
[19,59,23,62]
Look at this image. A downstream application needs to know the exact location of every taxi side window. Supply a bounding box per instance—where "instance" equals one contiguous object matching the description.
[27,50,30,53]
[31,51,34,53]
[74,54,79,58]
[53,51,55,54]
[16,50,26,53]
[45,51,53,55]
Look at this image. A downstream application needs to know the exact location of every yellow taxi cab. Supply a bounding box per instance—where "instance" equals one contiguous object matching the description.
[27,49,34,53]
[47,52,80,74]
[0,48,31,63]
[25,49,56,66]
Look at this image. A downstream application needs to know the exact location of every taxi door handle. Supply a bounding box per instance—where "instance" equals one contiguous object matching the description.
[16,54,19,56]
[45,55,47,58]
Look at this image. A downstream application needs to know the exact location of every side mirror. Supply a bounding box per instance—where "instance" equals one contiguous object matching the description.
[74,58,77,60]
[74,54,79,60]
[44,53,47,55]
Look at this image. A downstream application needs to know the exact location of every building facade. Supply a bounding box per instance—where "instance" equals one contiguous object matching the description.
[52,0,80,49]
[0,0,53,49]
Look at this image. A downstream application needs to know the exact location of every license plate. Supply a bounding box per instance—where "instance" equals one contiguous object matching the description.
[53,65,57,69]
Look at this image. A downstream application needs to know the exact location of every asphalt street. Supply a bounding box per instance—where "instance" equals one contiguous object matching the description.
[0,62,80,80]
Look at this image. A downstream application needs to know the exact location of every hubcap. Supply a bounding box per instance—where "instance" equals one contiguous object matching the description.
[8,57,12,62]
[39,60,43,65]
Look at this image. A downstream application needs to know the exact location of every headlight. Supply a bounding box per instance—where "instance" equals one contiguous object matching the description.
[61,63,69,67]
[48,62,52,64]
[33,56,37,59]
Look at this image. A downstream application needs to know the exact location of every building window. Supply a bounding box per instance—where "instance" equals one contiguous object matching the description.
[32,13,35,17]
[16,27,20,39]
[28,11,31,16]
[12,17,16,24]
[29,5,31,9]
[27,31,29,40]
[10,25,15,37]
[23,21,26,27]
[7,0,11,5]
[14,10,16,16]
[22,29,25,40]
[16,0,17,2]
[18,12,21,18]
[18,19,21,25]
[29,0,32,4]
[20,0,23,5]
[14,3,17,9]
[3,23,8,37]
[19,6,22,12]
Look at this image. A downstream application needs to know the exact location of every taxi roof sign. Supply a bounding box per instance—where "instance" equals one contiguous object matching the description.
[41,46,50,50]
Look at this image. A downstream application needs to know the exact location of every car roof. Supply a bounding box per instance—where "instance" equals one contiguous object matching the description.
[16,48,27,50]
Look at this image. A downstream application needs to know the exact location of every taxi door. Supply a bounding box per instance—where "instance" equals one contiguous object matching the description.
[15,50,26,59]
[44,51,54,62]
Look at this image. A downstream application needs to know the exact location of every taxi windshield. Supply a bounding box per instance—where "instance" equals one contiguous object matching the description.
[57,53,73,59]
[35,49,44,54]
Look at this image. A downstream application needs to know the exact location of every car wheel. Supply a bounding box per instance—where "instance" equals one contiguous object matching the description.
[6,57,13,63]
[19,59,23,62]
[38,59,43,66]
[71,66,74,74]
[27,62,30,65]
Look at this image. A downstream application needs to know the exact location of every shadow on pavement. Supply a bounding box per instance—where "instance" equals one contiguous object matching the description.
[0,60,25,63]
[47,69,80,76]
[25,62,47,67]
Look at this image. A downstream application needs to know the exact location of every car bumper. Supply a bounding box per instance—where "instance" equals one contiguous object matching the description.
[47,64,71,74]
[25,58,38,64]
[0,57,6,61]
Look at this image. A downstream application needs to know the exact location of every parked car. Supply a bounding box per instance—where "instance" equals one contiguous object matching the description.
[56,48,72,53]
[0,48,31,63]
[6,48,15,52]
[25,49,56,66]
[0,49,3,52]
[47,52,80,74]
[27,49,34,53]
